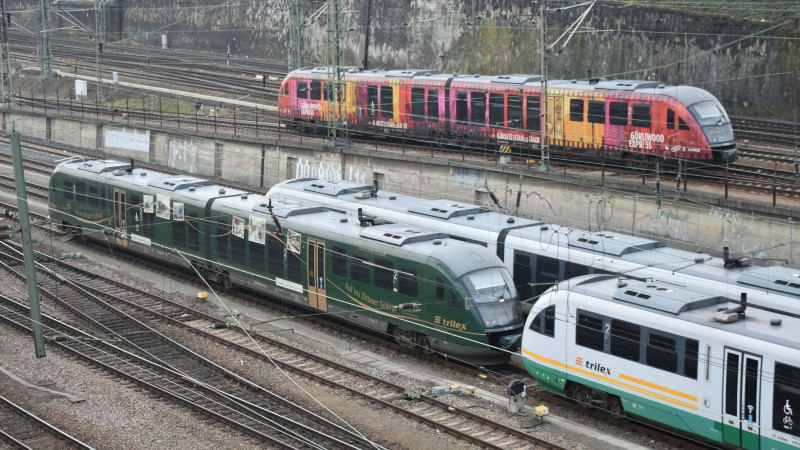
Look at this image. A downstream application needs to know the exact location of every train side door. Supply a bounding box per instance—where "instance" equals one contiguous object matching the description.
[307,239,327,311]
[722,349,762,449]
[113,189,128,247]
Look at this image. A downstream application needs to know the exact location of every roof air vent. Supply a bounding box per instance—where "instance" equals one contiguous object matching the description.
[541,225,549,231]
[219,189,226,194]
[113,169,125,176]
[507,217,515,223]
[771,318,782,326]
[189,187,195,191]
[433,239,442,245]
[141,172,147,176]
[241,194,249,199]
[340,218,348,223]
[389,196,396,200]
[467,215,475,220]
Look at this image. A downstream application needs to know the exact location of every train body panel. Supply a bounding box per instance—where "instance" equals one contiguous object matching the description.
[278,67,738,164]
[48,159,524,365]
[522,274,800,449]
[267,179,800,314]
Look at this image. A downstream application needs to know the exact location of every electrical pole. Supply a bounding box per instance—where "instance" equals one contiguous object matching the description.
[289,0,305,71]
[327,0,348,142]
[11,130,47,358]
[94,0,104,102]
[0,0,13,104]
[37,0,52,76]
[539,2,550,172]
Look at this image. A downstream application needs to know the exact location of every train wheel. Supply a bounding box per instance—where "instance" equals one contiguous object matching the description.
[221,273,232,289]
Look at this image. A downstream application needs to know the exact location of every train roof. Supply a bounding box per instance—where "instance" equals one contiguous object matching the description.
[562,275,800,347]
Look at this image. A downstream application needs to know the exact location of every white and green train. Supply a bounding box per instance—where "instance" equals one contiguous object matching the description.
[49,159,524,365]
[522,273,800,449]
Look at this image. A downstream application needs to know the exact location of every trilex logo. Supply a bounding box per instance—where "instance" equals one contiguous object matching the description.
[575,357,611,376]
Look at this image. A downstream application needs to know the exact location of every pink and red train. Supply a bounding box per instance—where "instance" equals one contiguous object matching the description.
[278,67,738,165]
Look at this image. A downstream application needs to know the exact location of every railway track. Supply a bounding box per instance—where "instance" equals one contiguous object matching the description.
[0,394,92,450]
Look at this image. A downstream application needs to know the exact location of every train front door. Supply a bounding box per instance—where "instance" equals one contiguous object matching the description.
[307,239,327,311]
[722,348,762,449]
[113,189,128,247]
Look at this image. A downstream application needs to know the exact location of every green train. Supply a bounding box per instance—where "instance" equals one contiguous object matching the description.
[48,159,524,364]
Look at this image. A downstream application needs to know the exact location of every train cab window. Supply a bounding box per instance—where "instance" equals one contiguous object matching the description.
[351,256,370,283]
[508,95,522,129]
[609,102,628,125]
[75,181,87,203]
[63,180,74,200]
[173,220,186,248]
[367,85,378,117]
[632,104,651,128]
[435,277,461,308]
[267,234,283,276]
[398,268,418,297]
[588,101,605,124]
[471,92,486,126]
[374,257,394,290]
[332,246,347,276]
[456,91,469,125]
[610,319,640,361]
[297,81,309,99]
[773,363,800,438]
[576,312,604,351]
[216,221,228,259]
[526,96,540,131]
[380,86,393,118]
[646,332,677,373]
[187,213,200,251]
[281,83,288,96]
[309,81,321,100]
[530,305,556,338]
[427,89,439,122]
[678,117,690,130]
[250,239,265,271]
[569,99,584,122]
[667,109,675,129]
[684,339,699,379]
[489,93,504,127]
[411,88,425,121]
[232,234,247,265]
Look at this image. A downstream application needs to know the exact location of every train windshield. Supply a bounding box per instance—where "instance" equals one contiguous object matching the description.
[689,101,730,126]
[460,269,522,329]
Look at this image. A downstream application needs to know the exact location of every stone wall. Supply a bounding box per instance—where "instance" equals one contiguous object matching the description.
[8,0,798,118]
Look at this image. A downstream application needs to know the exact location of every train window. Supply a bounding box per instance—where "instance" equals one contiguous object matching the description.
[143,210,155,238]
[456,91,469,125]
[250,240,265,271]
[576,312,604,351]
[324,83,333,101]
[188,213,200,251]
[632,104,651,128]
[351,256,370,283]
[297,81,309,99]
[508,95,522,129]
[667,109,675,129]
[530,305,555,338]
[375,257,394,290]
[513,253,533,304]
[332,247,347,276]
[565,262,589,280]
[100,187,107,209]
[232,235,247,265]
[609,102,628,126]
[773,363,800,437]
[88,186,99,207]
[427,89,439,123]
[380,86,393,118]
[436,277,445,302]
[610,319,640,361]
[448,290,460,308]
[569,99,584,122]
[76,181,86,203]
[684,339,698,379]
[646,332,677,373]
[398,268,418,297]
[367,85,378,117]
[267,234,283,276]
[534,255,560,299]
[678,117,690,130]
[287,251,301,282]
[63,180,73,200]
[216,221,228,259]
[471,92,486,125]
[411,88,425,121]
[489,93,504,127]
[526,96,540,131]
[310,81,321,101]
[173,220,186,248]
[588,101,605,124]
